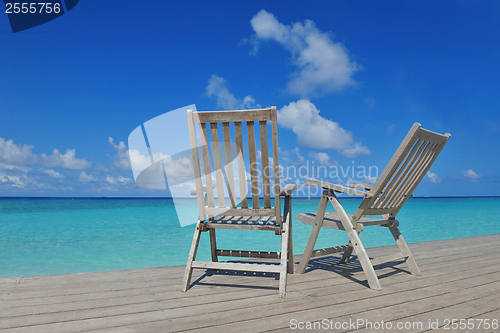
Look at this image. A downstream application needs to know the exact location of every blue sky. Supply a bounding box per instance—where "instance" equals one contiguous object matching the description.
[1,1,499,197]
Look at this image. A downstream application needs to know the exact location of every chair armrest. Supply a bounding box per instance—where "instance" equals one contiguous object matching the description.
[190,184,216,196]
[350,183,373,191]
[305,180,373,198]
[349,182,412,198]
[280,184,298,197]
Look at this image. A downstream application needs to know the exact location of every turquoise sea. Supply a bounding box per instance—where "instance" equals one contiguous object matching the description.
[1,197,499,279]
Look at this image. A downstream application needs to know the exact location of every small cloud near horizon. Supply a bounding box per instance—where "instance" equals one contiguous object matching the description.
[426,171,441,183]
[0,137,91,170]
[308,151,340,167]
[461,169,481,182]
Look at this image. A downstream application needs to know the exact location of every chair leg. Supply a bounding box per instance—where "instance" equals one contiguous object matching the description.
[181,221,203,292]
[344,229,381,290]
[296,193,328,274]
[389,226,421,276]
[340,242,354,264]
[287,199,294,274]
[279,207,291,298]
[327,195,382,291]
[209,228,218,262]
[341,228,362,264]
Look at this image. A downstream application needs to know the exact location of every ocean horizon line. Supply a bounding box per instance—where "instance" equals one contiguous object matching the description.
[1,196,499,200]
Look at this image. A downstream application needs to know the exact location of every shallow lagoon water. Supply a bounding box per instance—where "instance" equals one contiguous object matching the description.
[1,197,499,278]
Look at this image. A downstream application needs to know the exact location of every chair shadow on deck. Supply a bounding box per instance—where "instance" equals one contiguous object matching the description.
[187,254,412,292]
[301,254,412,289]
[188,260,283,291]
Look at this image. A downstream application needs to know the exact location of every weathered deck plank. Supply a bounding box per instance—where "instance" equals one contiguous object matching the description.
[3,242,498,311]
[0,234,499,332]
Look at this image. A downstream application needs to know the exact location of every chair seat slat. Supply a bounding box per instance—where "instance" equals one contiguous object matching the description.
[204,207,276,217]
[205,215,281,226]
[257,216,271,225]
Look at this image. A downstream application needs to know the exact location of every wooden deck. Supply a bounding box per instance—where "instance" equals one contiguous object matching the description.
[1,234,499,332]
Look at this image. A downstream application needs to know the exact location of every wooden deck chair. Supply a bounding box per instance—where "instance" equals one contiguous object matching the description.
[296,123,450,290]
[182,107,297,297]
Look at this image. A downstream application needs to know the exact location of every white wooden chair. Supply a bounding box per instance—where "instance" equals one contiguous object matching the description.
[182,107,297,297]
[296,123,450,290]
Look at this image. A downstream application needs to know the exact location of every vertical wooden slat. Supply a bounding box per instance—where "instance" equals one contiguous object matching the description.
[247,121,260,208]
[394,137,449,213]
[234,122,247,208]
[199,123,215,213]
[359,123,421,215]
[210,123,225,208]
[375,140,415,207]
[386,141,433,208]
[222,122,236,208]
[186,110,205,221]
[380,139,426,208]
[393,142,437,206]
[373,138,420,209]
[286,195,294,274]
[209,229,218,262]
[394,142,438,207]
[271,107,281,224]
[398,141,435,204]
[355,123,449,221]
[260,121,271,208]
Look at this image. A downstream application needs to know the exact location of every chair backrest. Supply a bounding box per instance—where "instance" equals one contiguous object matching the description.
[354,123,450,219]
[187,107,281,222]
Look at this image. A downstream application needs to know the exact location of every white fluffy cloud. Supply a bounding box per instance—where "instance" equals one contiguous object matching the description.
[281,147,305,166]
[0,137,90,170]
[128,149,153,173]
[0,138,37,165]
[128,147,194,187]
[203,76,370,159]
[308,151,339,167]
[108,137,132,170]
[0,137,143,193]
[250,10,360,97]
[162,156,194,185]
[341,143,371,159]
[278,99,370,157]
[461,169,481,182]
[40,149,90,170]
[40,168,65,179]
[206,75,260,110]
[0,164,72,190]
[426,171,441,183]
[106,175,130,185]
[78,171,97,183]
[0,164,28,188]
